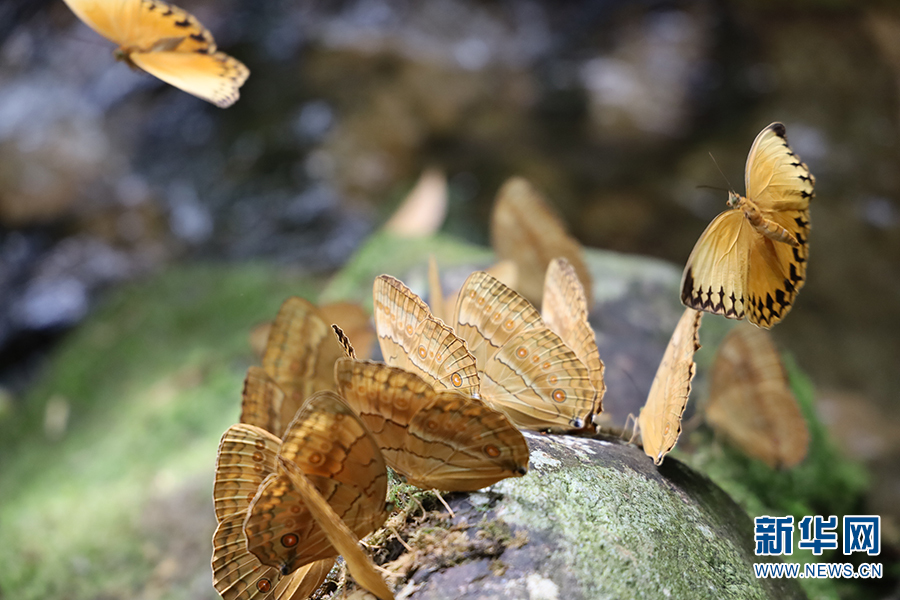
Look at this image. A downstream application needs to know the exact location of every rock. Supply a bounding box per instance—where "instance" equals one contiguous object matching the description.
[371,433,805,600]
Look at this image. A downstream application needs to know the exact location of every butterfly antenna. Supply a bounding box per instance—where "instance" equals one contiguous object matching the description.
[708,152,735,193]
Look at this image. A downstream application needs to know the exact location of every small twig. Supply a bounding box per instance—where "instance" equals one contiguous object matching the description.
[432,490,455,518]
[389,525,413,552]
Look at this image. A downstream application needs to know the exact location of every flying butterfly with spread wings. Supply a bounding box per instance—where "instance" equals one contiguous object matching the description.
[681,122,815,328]
[62,0,249,107]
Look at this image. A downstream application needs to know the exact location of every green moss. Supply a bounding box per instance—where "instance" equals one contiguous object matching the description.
[0,263,314,600]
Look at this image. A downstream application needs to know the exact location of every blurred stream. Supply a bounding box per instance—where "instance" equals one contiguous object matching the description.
[1,0,898,509]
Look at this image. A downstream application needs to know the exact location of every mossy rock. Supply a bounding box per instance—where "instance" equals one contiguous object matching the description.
[371,432,804,600]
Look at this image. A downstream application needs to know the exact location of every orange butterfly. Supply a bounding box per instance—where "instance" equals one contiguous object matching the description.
[681,123,814,328]
[62,0,249,107]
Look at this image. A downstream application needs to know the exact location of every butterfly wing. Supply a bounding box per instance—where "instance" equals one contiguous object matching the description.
[706,325,809,468]
[262,297,346,437]
[213,423,282,523]
[638,308,702,465]
[127,50,248,108]
[374,275,480,396]
[745,123,815,212]
[240,367,286,437]
[244,391,388,575]
[278,458,394,600]
[680,210,751,321]
[453,271,543,368]
[480,328,596,432]
[490,177,592,306]
[542,258,606,407]
[334,359,528,492]
[63,0,216,49]
[212,511,333,600]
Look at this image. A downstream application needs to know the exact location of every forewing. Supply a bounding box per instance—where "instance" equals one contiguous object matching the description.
[680,210,751,320]
[638,308,702,465]
[745,122,815,211]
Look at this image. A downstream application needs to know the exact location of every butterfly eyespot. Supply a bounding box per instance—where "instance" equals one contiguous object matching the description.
[426,420,439,431]
[436,353,443,362]
[485,304,493,313]
[254,439,267,450]
[477,297,485,306]
[290,505,301,514]
[451,372,463,387]
[548,374,558,384]
[505,319,515,330]
[418,345,427,359]
[308,452,324,465]
[492,312,502,322]
[406,324,414,336]
[542,361,551,370]
[253,463,263,473]
[483,444,501,458]
[552,389,566,403]
[252,451,264,462]
[531,355,540,364]
[280,533,299,548]
[257,579,272,593]
[283,518,296,529]
[395,397,410,410]
[516,347,528,358]
[571,417,585,428]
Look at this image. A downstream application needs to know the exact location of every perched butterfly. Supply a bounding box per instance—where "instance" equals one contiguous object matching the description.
[542,258,606,412]
[244,391,390,576]
[637,308,702,465]
[705,324,809,468]
[334,358,529,492]
[491,176,592,308]
[681,123,814,328]
[453,271,598,432]
[61,0,249,107]
[211,423,334,600]
[259,296,346,437]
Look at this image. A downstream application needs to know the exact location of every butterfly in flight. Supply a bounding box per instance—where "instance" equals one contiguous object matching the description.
[62,0,249,107]
[681,122,814,328]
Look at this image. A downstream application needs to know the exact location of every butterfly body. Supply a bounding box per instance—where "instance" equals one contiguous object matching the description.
[681,122,813,328]
[63,0,248,107]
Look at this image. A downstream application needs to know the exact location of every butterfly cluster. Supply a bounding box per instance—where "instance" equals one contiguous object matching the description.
[212,295,535,600]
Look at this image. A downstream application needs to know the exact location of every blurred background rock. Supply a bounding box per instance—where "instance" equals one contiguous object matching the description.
[1,0,899,592]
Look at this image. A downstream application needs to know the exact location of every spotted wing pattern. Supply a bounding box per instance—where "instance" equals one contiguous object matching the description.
[542,258,606,409]
[374,275,480,396]
[213,423,281,523]
[453,271,596,432]
[333,358,529,492]
[638,308,702,465]
[244,391,389,575]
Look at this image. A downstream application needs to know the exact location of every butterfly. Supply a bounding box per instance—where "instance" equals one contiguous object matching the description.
[257,296,347,437]
[333,357,529,492]
[211,423,334,600]
[61,0,249,107]
[490,176,592,308]
[705,324,809,468]
[452,271,599,432]
[243,391,390,577]
[681,122,814,328]
[541,258,606,411]
[637,307,702,465]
